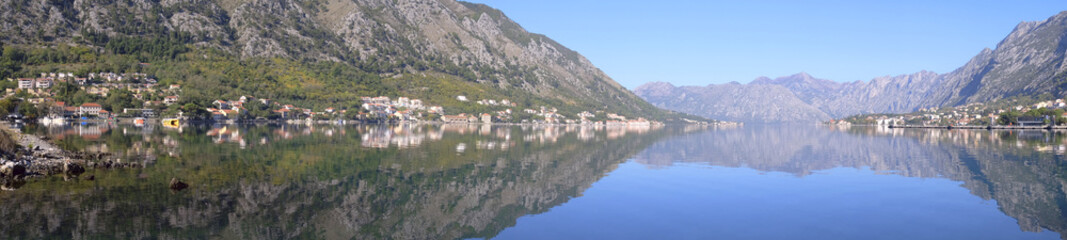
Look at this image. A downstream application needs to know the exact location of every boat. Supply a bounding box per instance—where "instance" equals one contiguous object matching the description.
[162,118,181,128]
[134,117,146,127]
[39,115,66,126]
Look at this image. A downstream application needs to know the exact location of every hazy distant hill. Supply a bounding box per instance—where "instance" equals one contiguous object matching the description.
[635,81,831,123]
[636,11,1067,123]
[0,0,685,120]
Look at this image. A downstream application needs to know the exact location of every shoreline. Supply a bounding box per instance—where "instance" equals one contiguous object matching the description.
[0,125,135,186]
[887,125,1065,130]
[43,116,733,127]
[1,118,735,185]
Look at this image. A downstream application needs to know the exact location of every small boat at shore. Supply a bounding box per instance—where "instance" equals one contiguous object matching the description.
[39,115,66,126]
[162,118,181,128]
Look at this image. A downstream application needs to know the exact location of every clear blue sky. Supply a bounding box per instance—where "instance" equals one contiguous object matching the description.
[463,0,1066,89]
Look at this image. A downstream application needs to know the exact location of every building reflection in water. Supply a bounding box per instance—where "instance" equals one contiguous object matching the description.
[35,123,669,157]
[36,123,176,167]
[349,124,666,149]
[836,125,1067,155]
[9,120,677,240]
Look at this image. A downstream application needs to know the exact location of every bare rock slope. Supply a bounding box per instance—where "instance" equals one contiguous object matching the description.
[636,11,1067,123]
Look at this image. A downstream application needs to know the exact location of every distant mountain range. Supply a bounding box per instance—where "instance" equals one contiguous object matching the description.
[635,11,1067,123]
[0,0,684,121]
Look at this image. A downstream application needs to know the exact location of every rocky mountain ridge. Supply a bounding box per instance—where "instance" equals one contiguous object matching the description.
[0,0,675,120]
[636,11,1067,123]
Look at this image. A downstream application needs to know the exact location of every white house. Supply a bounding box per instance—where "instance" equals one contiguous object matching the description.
[164,96,179,105]
[17,78,33,89]
[35,78,53,89]
[79,103,103,116]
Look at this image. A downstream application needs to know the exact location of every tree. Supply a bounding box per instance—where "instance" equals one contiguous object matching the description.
[52,81,82,102]
[241,100,279,120]
[181,103,208,119]
[998,111,1021,125]
[423,112,439,122]
[0,80,16,93]
[105,88,136,112]
[0,46,24,80]
[18,102,39,119]
[0,97,15,116]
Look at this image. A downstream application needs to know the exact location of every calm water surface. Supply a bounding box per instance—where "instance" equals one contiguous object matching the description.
[1,124,1066,239]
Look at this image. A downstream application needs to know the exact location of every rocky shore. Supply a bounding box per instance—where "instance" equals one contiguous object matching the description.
[0,126,139,189]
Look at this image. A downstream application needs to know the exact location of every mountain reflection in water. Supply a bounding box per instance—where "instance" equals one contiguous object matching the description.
[0,123,672,239]
[4,124,1067,239]
[631,125,1067,239]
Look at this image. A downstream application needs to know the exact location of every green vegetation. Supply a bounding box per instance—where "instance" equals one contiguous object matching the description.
[0,96,41,119]
[0,42,690,121]
[0,0,706,123]
[837,94,1067,126]
[996,108,1067,125]
[0,127,16,155]
[0,0,707,123]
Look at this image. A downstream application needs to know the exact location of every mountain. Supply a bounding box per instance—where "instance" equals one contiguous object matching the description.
[636,81,830,123]
[636,11,1067,123]
[0,0,682,121]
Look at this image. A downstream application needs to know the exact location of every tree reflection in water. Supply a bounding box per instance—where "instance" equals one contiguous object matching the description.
[0,124,672,239]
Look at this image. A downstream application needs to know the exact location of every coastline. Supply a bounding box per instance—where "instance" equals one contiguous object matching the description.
[0,124,135,186]
[0,117,736,184]
[887,125,1066,130]
[109,116,734,127]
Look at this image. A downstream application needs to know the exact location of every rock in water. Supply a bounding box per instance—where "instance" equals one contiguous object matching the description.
[169,177,188,191]
[0,162,26,178]
[63,162,85,176]
[1,178,25,191]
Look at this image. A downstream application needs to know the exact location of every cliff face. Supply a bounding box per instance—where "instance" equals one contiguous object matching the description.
[0,0,665,118]
[932,12,1067,106]
[636,11,1067,123]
